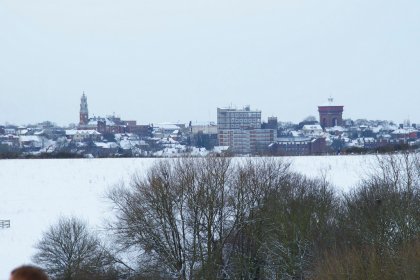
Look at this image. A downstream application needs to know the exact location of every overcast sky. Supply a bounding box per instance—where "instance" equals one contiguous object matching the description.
[1,0,419,126]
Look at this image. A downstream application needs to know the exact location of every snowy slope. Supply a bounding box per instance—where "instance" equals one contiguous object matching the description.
[0,156,373,278]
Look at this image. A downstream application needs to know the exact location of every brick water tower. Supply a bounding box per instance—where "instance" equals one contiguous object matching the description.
[318,98,344,128]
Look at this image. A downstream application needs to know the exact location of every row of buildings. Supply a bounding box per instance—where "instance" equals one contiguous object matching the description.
[75,94,419,155]
[0,94,418,157]
[214,98,344,154]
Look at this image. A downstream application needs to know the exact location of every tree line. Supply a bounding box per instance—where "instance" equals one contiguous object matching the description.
[32,152,419,279]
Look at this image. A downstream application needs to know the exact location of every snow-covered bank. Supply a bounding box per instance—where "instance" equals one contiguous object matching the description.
[0,155,372,278]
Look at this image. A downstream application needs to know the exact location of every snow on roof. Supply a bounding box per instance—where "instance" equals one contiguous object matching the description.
[19,129,29,135]
[363,137,376,142]
[384,124,399,131]
[326,126,345,132]
[191,121,217,126]
[66,129,101,136]
[0,134,19,139]
[276,137,312,143]
[190,147,210,156]
[392,128,417,134]
[19,135,41,142]
[213,146,230,153]
[119,139,138,150]
[290,131,302,137]
[153,145,188,157]
[371,126,382,133]
[65,129,77,135]
[154,123,181,130]
[94,142,118,149]
[158,137,179,144]
[87,117,116,126]
[302,124,323,130]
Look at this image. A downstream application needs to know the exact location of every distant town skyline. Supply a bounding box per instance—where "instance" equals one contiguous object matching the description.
[1,0,419,126]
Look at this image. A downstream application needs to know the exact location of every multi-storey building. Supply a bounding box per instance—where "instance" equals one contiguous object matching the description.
[217,106,274,154]
[265,116,278,130]
[217,106,261,130]
[218,129,275,154]
[269,137,326,156]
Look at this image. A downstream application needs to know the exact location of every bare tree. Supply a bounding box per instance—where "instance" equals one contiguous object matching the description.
[33,216,118,280]
[341,152,420,249]
[302,116,317,122]
[227,168,337,280]
[108,157,236,279]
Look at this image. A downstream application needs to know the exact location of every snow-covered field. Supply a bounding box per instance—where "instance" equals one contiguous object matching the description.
[0,155,374,278]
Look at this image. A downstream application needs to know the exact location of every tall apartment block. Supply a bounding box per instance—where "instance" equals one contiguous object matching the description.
[217,106,261,130]
[217,106,275,154]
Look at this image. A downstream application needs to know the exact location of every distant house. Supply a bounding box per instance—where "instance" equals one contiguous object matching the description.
[4,128,17,135]
[92,142,119,157]
[19,135,43,151]
[124,122,152,138]
[326,126,346,136]
[302,124,323,137]
[17,126,29,135]
[391,128,418,140]
[152,123,184,139]
[66,129,101,142]
[0,134,20,147]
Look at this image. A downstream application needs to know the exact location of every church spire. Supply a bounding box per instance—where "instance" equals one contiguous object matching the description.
[79,92,89,125]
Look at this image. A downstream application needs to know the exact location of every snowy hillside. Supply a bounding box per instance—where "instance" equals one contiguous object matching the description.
[0,156,374,278]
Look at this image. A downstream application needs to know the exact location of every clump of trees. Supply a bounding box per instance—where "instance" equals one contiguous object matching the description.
[109,157,338,279]
[32,152,419,279]
[314,152,420,280]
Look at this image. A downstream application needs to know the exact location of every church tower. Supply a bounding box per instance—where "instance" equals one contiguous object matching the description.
[79,92,89,126]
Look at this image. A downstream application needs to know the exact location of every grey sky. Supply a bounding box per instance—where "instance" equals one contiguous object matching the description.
[1,0,419,126]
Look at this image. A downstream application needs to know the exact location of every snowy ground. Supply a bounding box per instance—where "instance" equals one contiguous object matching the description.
[0,155,374,278]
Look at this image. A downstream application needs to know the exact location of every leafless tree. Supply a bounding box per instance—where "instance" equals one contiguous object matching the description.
[227,168,337,280]
[108,157,232,279]
[341,152,420,249]
[33,216,118,280]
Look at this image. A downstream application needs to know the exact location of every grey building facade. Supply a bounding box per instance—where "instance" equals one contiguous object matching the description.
[217,106,261,130]
[217,106,274,154]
